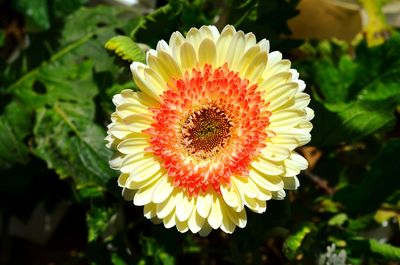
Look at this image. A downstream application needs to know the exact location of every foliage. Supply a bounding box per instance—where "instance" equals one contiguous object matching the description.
[0,0,399,264]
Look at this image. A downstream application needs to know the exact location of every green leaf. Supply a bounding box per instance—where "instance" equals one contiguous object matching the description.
[87,205,114,242]
[0,30,4,48]
[12,0,50,31]
[283,223,314,261]
[311,100,395,146]
[349,238,400,261]
[335,139,400,214]
[105,36,145,62]
[0,102,32,168]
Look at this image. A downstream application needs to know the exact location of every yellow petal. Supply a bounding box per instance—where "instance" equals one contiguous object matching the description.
[176,194,195,222]
[151,176,175,203]
[220,183,241,210]
[188,210,205,234]
[196,191,213,218]
[156,189,178,219]
[180,42,197,70]
[207,196,223,229]
[198,38,216,66]
[249,167,284,191]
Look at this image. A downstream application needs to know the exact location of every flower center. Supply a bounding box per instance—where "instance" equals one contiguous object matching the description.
[181,106,232,159]
[145,64,270,196]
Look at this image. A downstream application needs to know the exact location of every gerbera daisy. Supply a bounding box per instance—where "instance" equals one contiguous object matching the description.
[106,25,313,236]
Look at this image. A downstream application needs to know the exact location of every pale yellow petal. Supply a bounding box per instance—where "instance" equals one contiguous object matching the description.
[118,173,129,187]
[134,180,158,206]
[226,31,246,70]
[242,51,268,84]
[117,134,149,154]
[260,143,290,161]
[130,62,162,102]
[207,196,223,229]
[163,210,176,229]
[269,109,304,129]
[176,194,195,222]
[180,42,197,70]
[143,203,157,219]
[263,82,299,110]
[198,38,216,66]
[220,183,241,210]
[283,176,300,190]
[188,209,205,234]
[175,218,189,233]
[216,25,236,66]
[156,189,178,219]
[151,175,175,203]
[249,167,284,191]
[196,191,212,218]
[251,156,284,176]
[122,187,135,201]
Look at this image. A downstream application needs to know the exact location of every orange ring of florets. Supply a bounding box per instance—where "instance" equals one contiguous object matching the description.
[144,64,271,196]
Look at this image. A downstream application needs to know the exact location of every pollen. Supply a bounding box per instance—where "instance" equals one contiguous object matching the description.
[181,106,232,159]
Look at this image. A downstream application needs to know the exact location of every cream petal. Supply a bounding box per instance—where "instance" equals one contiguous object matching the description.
[199,25,217,40]
[220,213,236,234]
[120,152,150,174]
[226,31,246,70]
[130,62,162,102]
[272,189,286,200]
[237,46,261,74]
[196,191,212,218]
[143,203,157,219]
[186,27,202,52]
[297,120,313,133]
[122,114,153,132]
[152,176,175,203]
[260,72,291,91]
[220,183,241,210]
[207,196,223,229]
[261,143,290,161]
[134,180,158,206]
[198,38,217,66]
[249,167,284,191]
[198,221,212,237]
[147,51,182,84]
[126,170,162,190]
[268,135,298,151]
[245,32,256,50]
[163,211,176,229]
[118,173,129,187]
[257,38,270,53]
[180,42,197,70]
[156,39,172,54]
[264,60,291,80]
[305,107,315,121]
[116,103,150,119]
[272,128,311,146]
[109,153,124,170]
[251,156,284,176]
[156,189,178,219]
[267,51,282,66]
[283,176,300,190]
[292,93,311,109]
[263,82,299,110]
[169,31,185,57]
[108,122,131,139]
[117,134,149,154]
[112,94,124,107]
[243,196,266,213]
[175,218,189,233]
[216,25,236,66]
[231,176,259,199]
[242,51,268,84]
[226,207,247,228]
[269,109,304,129]
[176,194,195,222]
[122,187,136,201]
[188,210,205,234]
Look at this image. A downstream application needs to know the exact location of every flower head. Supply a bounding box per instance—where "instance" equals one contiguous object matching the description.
[106,25,313,235]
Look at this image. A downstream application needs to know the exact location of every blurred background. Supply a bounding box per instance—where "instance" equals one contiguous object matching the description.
[1,0,400,264]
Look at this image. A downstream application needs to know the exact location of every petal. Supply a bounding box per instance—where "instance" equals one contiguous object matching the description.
[180,42,197,70]
[131,62,162,102]
[198,38,217,66]
[216,25,236,66]
[188,209,205,234]
[196,191,213,218]
[176,193,195,222]
[220,183,241,210]
[151,176,175,203]
[207,195,223,229]
[156,189,179,219]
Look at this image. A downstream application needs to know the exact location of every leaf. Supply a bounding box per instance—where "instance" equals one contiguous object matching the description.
[349,238,400,261]
[283,222,314,261]
[334,139,400,214]
[0,102,32,168]
[311,100,395,146]
[105,36,145,62]
[87,205,114,242]
[12,0,50,31]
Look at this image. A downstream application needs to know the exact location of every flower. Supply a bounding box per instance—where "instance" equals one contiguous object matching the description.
[106,25,313,236]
